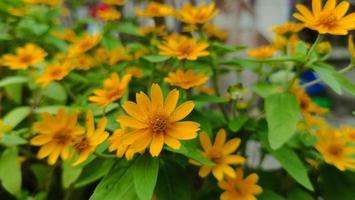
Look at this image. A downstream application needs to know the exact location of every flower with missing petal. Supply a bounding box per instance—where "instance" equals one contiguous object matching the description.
[293,0,355,35]
[158,34,209,60]
[218,168,263,200]
[31,109,84,165]
[72,111,109,166]
[88,73,131,107]
[117,83,200,157]
[1,43,47,70]
[191,129,245,181]
[164,69,209,90]
[176,3,218,25]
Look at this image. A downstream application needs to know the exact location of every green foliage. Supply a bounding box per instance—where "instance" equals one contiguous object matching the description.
[0,147,22,196]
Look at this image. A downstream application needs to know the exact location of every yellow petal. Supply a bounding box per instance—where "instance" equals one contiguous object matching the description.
[164,89,179,115]
[122,101,147,122]
[214,129,226,148]
[200,132,212,151]
[198,166,212,177]
[222,165,236,178]
[150,83,164,110]
[222,138,241,155]
[118,115,148,129]
[37,142,56,159]
[169,101,195,122]
[149,133,164,156]
[48,146,62,165]
[212,165,224,180]
[224,155,245,164]
[312,0,322,17]
[164,135,181,149]
[31,134,52,145]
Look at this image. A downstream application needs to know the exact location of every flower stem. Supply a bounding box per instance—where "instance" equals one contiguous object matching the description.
[94,152,116,158]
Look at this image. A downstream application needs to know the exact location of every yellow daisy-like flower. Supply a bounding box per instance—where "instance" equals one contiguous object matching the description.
[72,111,109,166]
[136,2,174,17]
[97,7,121,21]
[51,29,76,42]
[158,34,209,60]
[88,73,131,107]
[348,35,355,59]
[1,43,47,70]
[204,24,228,40]
[106,47,132,65]
[271,22,304,35]
[293,0,355,35]
[340,126,355,143]
[103,0,125,6]
[195,85,215,95]
[72,54,96,70]
[218,168,263,200]
[108,129,138,160]
[36,61,71,87]
[125,66,143,78]
[68,33,101,57]
[192,129,245,181]
[247,45,276,59]
[31,109,84,165]
[272,34,288,50]
[164,69,209,90]
[315,127,355,171]
[117,83,200,157]
[138,25,167,37]
[176,3,218,25]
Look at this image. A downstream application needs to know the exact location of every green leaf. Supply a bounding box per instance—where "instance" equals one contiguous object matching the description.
[1,133,27,146]
[0,147,22,196]
[35,105,65,114]
[142,55,170,63]
[62,161,82,188]
[90,160,138,200]
[5,84,22,104]
[265,93,300,149]
[75,158,114,188]
[259,190,285,200]
[191,94,228,103]
[166,141,215,166]
[3,107,31,128]
[295,41,308,59]
[228,115,248,132]
[133,154,159,200]
[156,162,192,200]
[252,84,281,98]
[113,22,140,36]
[0,76,27,87]
[312,64,342,94]
[335,74,355,96]
[287,188,313,200]
[41,82,67,102]
[271,146,313,191]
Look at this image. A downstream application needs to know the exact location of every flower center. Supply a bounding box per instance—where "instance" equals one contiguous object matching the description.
[53,132,71,145]
[19,54,33,64]
[179,43,193,56]
[208,150,223,164]
[74,137,90,153]
[318,13,338,28]
[49,68,63,78]
[80,40,93,50]
[328,145,343,157]
[150,115,168,134]
[149,6,160,14]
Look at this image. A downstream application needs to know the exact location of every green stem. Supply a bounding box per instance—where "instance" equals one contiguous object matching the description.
[306,34,322,58]
[94,152,116,158]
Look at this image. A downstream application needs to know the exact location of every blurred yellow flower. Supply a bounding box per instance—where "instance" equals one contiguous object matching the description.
[315,127,355,171]
[204,24,228,40]
[164,69,209,90]
[1,43,47,70]
[176,3,218,25]
[36,61,71,87]
[247,45,276,59]
[136,2,174,17]
[131,48,149,60]
[340,126,355,143]
[348,35,355,59]
[191,129,245,180]
[108,129,137,160]
[68,33,101,57]
[218,168,262,200]
[125,66,143,78]
[8,7,27,16]
[117,83,200,157]
[89,73,131,107]
[103,0,125,6]
[24,0,62,7]
[51,29,76,42]
[107,47,132,65]
[97,7,121,21]
[0,120,12,136]
[94,48,110,64]
[293,0,355,35]
[158,34,209,60]
[72,111,109,166]
[31,109,84,165]
[316,41,332,54]
[272,34,288,50]
[138,25,167,37]
[195,85,215,95]
[72,54,96,70]
[271,22,304,35]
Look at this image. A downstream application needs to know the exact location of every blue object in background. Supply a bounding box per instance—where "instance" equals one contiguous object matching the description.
[300,70,326,96]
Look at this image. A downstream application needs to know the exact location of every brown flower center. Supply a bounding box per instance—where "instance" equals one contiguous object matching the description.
[53,132,72,145]
[49,68,63,78]
[74,137,90,153]
[179,43,194,56]
[150,115,168,134]
[328,145,343,157]
[208,150,223,164]
[318,13,338,28]
[19,54,33,64]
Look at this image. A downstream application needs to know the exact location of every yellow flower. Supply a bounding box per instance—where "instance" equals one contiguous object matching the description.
[164,69,209,90]
[8,7,27,16]
[36,61,71,87]
[94,48,110,64]
[117,83,200,157]
[97,7,121,21]
[349,35,355,59]
[138,26,167,37]
[72,111,109,166]
[204,24,228,40]
[271,22,304,35]
[315,127,355,171]
[158,34,209,60]
[1,43,47,70]
[272,34,288,50]
[293,0,355,35]
[31,109,84,165]
[72,54,96,70]
[108,129,138,160]
[316,41,332,54]
[51,29,77,42]
[125,66,143,78]
[24,0,62,7]
[107,47,132,65]
[195,85,215,95]
[176,3,218,25]
[68,33,101,57]
[218,168,263,200]
[136,2,174,17]
[192,129,245,180]
[88,73,131,107]
[131,48,149,60]
[247,45,276,59]
[103,0,125,6]
[0,120,12,136]
[340,126,355,143]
